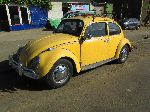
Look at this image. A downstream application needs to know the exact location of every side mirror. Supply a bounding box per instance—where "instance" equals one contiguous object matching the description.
[79,33,92,43]
[80,36,86,43]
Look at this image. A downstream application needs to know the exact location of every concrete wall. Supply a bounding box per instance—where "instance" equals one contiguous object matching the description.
[90,3,94,10]
[48,2,63,19]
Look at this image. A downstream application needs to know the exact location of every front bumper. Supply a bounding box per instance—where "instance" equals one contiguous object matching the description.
[9,55,39,79]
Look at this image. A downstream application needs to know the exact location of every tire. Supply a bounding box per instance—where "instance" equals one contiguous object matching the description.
[124,26,128,30]
[136,25,140,30]
[117,45,129,64]
[46,59,73,88]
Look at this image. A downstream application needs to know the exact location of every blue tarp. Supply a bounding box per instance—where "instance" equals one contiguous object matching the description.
[10,24,31,31]
[10,5,48,31]
[29,5,48,27]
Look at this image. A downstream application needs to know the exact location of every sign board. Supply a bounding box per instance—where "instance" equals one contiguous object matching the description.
[70,4,89,11]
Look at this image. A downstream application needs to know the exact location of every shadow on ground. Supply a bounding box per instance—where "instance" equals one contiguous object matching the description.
[0,60,51,93]
[75,60,117,77]
[0,59,117,93]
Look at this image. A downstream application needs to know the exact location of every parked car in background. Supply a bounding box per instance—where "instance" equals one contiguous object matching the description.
[119,18,140,30]
[63,11,95,19]
[9,16,132,88]
[47,11,95,29]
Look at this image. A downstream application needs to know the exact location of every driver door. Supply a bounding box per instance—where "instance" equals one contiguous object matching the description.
[81,22,109,67]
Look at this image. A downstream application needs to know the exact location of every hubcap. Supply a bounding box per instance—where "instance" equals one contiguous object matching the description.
[121,47,128,62]
[53,64,69,84]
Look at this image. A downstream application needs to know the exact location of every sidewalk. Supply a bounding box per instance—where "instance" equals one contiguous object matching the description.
[0,28,52,72]
[0,28,52,59]
[0,28,52,42]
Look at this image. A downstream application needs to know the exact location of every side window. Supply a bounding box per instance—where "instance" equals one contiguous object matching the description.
[108,23,121,35]
[85,22,107,38]
[129,19,133,23]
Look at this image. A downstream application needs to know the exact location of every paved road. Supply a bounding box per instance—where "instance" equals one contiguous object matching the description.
[0,28,149,112]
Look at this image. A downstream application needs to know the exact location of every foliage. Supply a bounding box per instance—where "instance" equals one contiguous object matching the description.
[0,0,52,10]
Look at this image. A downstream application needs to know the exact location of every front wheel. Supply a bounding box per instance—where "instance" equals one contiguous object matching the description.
[117,45,129,64]
[136,25,140,30]
[46,59,73,88]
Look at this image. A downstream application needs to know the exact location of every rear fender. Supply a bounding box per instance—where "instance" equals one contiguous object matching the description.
[115,38,131,59]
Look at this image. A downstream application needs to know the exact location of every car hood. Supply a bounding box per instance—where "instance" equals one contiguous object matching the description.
[19,33,79,65]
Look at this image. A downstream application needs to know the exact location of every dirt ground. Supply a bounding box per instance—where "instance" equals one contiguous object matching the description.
[0,27,150,112]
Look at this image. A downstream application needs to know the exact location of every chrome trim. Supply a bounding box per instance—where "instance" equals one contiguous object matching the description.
[9,55,39,79]
[120,47,128,62]
[53,64,69,84]
[81,58,116,71]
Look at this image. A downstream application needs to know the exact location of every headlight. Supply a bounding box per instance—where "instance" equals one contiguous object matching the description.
[124,22,128,25]
[28,56,40,69]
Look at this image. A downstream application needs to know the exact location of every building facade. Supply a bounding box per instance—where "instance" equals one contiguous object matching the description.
[48,0,149,21]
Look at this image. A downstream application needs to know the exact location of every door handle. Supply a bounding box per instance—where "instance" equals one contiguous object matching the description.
[104,38,110,43]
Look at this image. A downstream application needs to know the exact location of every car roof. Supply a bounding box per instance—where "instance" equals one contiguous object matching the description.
[65,15,114,26]
[67,11,95,14]
[124,18,138,21]
[63,11,95,19]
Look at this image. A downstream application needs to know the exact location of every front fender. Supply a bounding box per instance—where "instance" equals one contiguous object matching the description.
[115,38,131,59]
[37,48,81,77]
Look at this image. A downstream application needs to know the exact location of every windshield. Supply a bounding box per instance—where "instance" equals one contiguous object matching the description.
[56,19,84,36]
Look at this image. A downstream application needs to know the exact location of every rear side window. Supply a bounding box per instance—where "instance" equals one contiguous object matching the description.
[108,23,121,35]
[133,19,138,22]
[85,22,107,38]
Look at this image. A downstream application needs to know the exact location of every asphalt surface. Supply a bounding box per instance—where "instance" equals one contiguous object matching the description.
[0,27,149,112]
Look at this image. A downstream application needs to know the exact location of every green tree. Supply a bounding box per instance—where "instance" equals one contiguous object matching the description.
[0,0,52,10]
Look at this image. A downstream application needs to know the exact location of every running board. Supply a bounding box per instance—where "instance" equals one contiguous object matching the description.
[81,58,116,71]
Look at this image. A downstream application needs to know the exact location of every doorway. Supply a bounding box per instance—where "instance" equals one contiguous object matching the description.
[20,7,29,24]
[8,5,20,25]
[0,5,10,31]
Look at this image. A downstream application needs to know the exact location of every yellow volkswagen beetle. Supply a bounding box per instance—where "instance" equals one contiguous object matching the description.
[9,16,131,88]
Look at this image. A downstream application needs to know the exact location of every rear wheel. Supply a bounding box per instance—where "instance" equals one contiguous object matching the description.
[117,45,129,64]
[46,59,73,88]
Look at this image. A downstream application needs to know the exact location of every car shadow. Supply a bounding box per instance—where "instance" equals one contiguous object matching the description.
[0,59,118,92]
[0,60,52,93]
[74,60,117,77]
